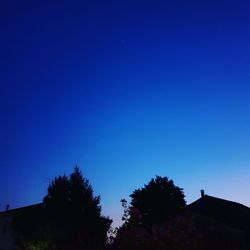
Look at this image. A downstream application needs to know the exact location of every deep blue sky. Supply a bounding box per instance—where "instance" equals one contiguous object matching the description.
[1,0,250,226]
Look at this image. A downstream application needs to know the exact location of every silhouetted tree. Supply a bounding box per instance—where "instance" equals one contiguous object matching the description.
[113,176,187,250]
[129,176,186,227]
[13,166,111,250]
[43,166,112,250]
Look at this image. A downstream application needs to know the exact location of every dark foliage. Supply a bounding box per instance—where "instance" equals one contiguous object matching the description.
[113,176,187,250]
[13,166,112,250]
[129,176,186,227]
[12,204,48,249]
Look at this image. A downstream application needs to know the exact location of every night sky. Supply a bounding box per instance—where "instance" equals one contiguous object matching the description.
[1,0,250,226]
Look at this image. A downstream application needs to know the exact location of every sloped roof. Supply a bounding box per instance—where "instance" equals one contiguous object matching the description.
[0,203,43,217]
[186,195,250,232]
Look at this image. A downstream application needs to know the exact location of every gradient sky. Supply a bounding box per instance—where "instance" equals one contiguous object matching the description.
[1,0,250,226]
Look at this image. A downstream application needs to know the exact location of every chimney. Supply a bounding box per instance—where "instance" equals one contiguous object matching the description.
[200,189,205,198]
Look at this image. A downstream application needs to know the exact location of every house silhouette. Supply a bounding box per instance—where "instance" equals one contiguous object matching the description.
[184,193,250,250]
[0,204,42,250]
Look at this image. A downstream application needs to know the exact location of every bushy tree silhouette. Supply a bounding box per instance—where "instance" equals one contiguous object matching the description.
[44,166,111,250]
[13,166,111,250]
[113,176,187,250]
[129,176,186,227]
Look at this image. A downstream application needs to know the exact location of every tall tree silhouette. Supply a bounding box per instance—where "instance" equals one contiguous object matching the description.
[129,176,186,227]
[13,166,111,250]
[43,166,111,250]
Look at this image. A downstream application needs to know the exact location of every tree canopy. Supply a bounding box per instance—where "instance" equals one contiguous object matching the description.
[129,176,186,227]
[13,166,111,250]
[113,176,187,249]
